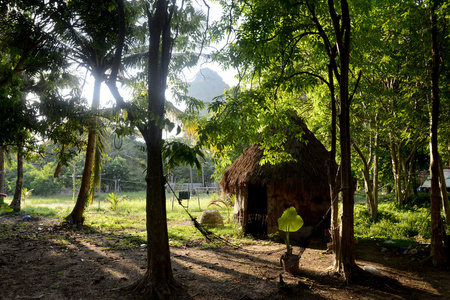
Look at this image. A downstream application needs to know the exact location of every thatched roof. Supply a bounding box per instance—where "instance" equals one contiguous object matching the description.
[220,118,331,194]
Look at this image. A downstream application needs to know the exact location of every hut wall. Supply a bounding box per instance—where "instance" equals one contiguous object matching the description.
[234,185,249,230]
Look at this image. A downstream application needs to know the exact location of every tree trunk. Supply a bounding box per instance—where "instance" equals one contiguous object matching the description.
[389,136,404,205]
[328,160,340,271]
[65,76,102,224]
[352,141,377,219]
[438,155,450,222]
[389,137,417,206]
[0,146,5,194]
[329,0,356,281]
[372,115,379,218]
[127,1,178,297]
[201,162,205,187]
[133,134,177,298]
[9,149,23,212]
[429,2,446,266]
[189,166,193,193]
[326,61,341,272]
[402,145,417,203]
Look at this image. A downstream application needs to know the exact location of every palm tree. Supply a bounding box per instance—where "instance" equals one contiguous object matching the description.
[53,0,131,224]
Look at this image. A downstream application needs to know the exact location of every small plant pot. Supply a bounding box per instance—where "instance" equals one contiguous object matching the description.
[280,252,300,274]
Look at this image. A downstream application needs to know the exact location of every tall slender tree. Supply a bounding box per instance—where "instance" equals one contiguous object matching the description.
[1,0,70,211]
[51,0,136,224]
[429,0,446,266]
[107,0,206,297]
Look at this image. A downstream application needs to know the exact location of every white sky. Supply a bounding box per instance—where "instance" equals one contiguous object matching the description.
[80,1,238,110]
[79,61,238,109]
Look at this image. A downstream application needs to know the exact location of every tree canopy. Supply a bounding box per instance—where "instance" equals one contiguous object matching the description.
[1,0,449,293]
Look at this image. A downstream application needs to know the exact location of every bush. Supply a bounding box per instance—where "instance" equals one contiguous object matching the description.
[31,176,60,195]
[354,201,431,240]
[410,193,430,208]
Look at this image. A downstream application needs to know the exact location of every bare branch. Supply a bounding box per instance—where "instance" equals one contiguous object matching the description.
[197,0,210,59]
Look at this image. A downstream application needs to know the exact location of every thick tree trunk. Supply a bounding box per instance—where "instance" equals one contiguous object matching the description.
[363,170,376,218]
[429,3,446,266]
[9,149,23,212]
[133,131,177,298]
[339,86,356,282]
[329,0,356,281]
[65,76,102,224]
[128,1,178,297]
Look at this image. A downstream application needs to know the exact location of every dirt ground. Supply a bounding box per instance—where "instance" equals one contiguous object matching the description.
[1,215,449,300]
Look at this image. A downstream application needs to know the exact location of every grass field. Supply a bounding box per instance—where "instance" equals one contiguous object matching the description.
[1,190,244,249]
[1,190,438,249]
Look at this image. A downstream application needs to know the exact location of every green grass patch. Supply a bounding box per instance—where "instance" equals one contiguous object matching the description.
[354,201,431,241]
[20,206,60,217]
[8,191,240,249]
[7,190,438,249]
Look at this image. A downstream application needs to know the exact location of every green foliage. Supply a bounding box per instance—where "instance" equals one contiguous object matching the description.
[20,206,59,217]
[6,161,61,196]
[163,141,204,171]
[0,0,76,155]
[0,202,13,213]
[4,135,148,196]
[27,163,60,195]
[21,188,34,202]
[106,192,128,211]
[102,156,133,191]
[354,201,431,240]
[410,193,431,208]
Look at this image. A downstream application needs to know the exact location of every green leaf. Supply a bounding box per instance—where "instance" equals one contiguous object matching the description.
[0,203,13,213]
[278,207,303,232]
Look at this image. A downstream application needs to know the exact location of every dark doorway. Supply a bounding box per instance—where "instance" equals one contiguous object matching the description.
[246,184,268,236]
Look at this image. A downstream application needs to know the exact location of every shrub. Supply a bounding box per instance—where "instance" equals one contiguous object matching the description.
[354,201,431,240]
[106,193,129,211]
[410,193,430,208]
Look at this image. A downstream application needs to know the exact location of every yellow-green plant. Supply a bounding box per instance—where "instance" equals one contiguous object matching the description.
[106,193,128,211]
[278,206,304,254]
[0,194,12,213]
[21,188,34,202]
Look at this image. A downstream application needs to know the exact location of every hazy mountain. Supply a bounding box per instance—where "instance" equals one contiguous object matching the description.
[188,68,230,116]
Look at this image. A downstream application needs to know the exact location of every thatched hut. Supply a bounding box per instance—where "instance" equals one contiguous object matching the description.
[220,119,332,240]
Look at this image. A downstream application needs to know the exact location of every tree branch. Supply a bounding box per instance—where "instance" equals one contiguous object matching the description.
[286,71,330,87]
[109,0,125,85]
[348,70,362,105]
[197,0,210,59]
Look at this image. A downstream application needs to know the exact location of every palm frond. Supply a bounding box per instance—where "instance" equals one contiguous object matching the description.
[87,125,110,205]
